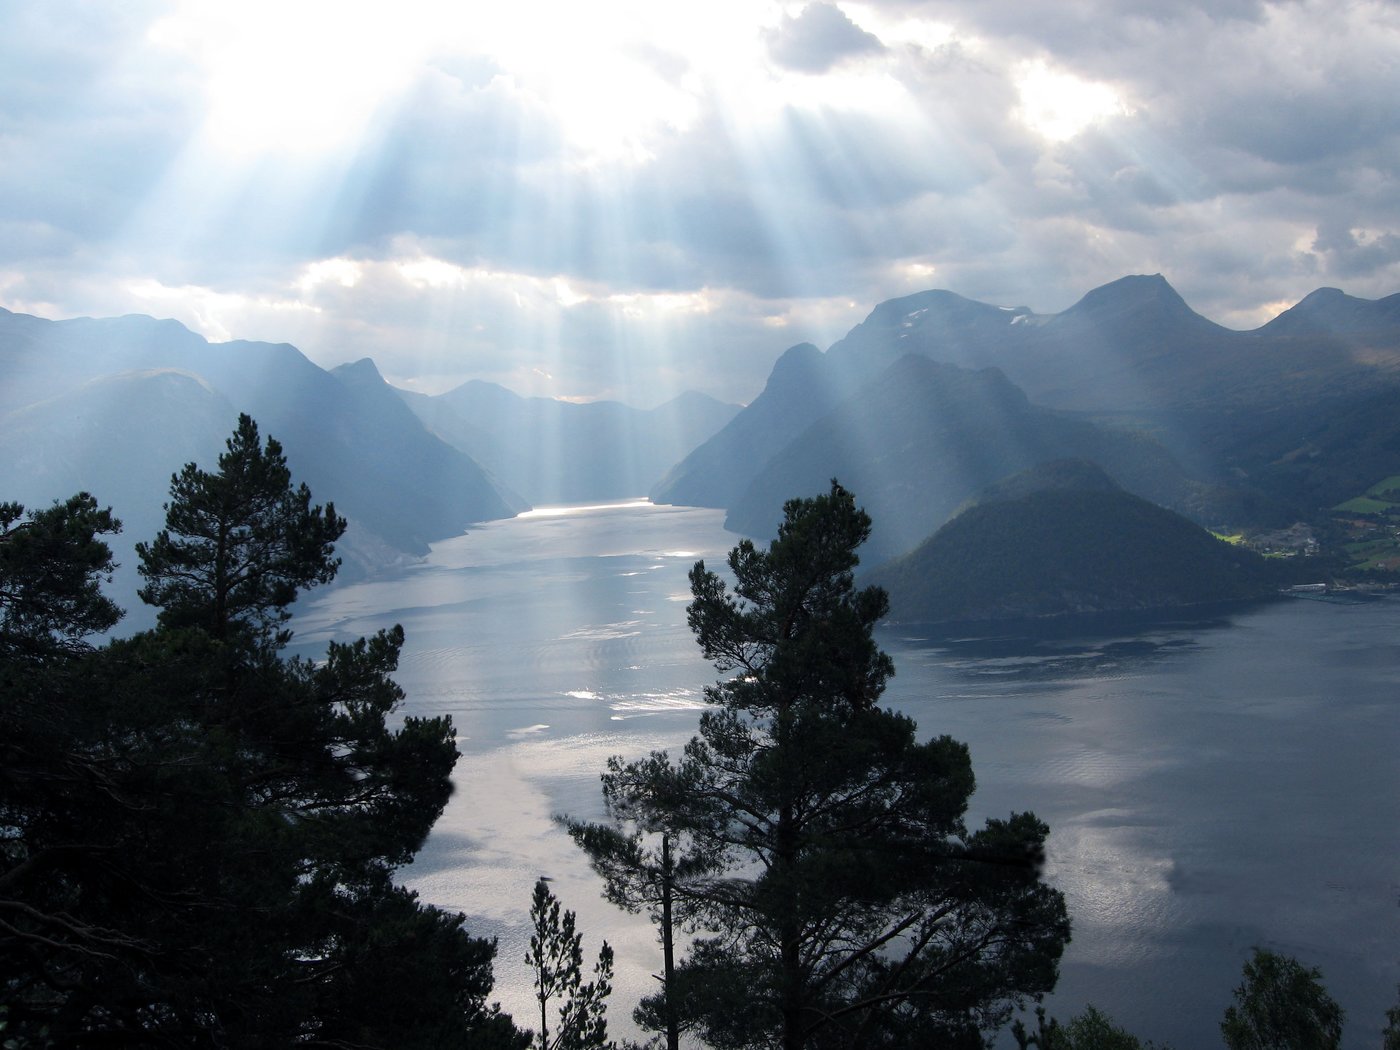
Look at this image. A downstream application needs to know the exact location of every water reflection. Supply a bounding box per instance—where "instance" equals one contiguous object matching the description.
[290,505,1399,1050]
[887,604,1258,682]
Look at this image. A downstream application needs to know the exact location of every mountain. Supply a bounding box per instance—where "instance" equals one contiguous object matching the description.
[868,460,1281,624]
[720,354,1214,564]
[1206,383,1400,516]
[651,343,850,508]
[401,379,740,505]
[1258,286,1400,336]
[0,369,234,550]
[0,309,524,615]
[820,289,1039,371]
[655,276,1400,548]
[821,273,1400,414]
[820,274,1240,412]
[322,358,529,545]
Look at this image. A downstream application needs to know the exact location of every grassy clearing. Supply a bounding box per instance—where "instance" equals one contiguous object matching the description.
[1333,496,1395,515]
[1358,549,1400,571]
[1334,476,1400,515]
[1344,537,1400,571]
[1331,478,1400,573]
[1211,531,1245,545]
[1345,538,1391,556]
[1365,475,1400,497]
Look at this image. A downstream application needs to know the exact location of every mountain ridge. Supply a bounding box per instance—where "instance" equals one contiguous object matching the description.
[868,459,1282,624]
[719,353,1212,564]
[398,375,740,505]
[656,274,1400,564]
[0,310,525,616]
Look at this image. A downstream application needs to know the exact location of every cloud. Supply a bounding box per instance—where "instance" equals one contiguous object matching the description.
[2,0,1400,408]
[1311,220,1400,279]
[765,4,886,74]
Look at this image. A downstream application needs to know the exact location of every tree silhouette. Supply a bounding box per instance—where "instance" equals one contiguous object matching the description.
[594,481,1070,1050]
[137,412,344,645]
[1221,949,1343,1050]
[3,417,524,1048]
[526,879,615,1050]
[0,493,121,658]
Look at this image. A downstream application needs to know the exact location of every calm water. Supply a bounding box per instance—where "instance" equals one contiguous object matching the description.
[289,500,1400,1048]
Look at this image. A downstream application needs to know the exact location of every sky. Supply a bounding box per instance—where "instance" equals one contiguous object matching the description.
[3,1,1399,407]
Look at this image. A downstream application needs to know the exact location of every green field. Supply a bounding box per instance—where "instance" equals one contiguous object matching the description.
[1346,538,1400,570]
[1334,496,1395,515]
[1366,475,1400,501]
[1334,475,1400,515]
[1330,476,1400,573]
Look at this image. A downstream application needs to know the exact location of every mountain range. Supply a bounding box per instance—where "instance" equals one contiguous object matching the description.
[823,274,1400,414]
[5,272,1399,624]
[0,310,735,624]
[655,274,1400,565]
[0,311,523,577]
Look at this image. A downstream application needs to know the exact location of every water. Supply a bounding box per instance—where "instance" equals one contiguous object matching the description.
[289,500,1400,1048]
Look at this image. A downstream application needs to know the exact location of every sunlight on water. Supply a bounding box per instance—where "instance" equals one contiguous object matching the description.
[289,504,1400,1049]
[608,689,706,713]
[561,620,644,640]
[506,723,553,738]
[1048,815,1180,965]
[517,499,653,518]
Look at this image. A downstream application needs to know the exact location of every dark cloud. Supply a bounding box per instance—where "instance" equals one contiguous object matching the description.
[765,4,886,73]
[1312,219,1400,278]
[861,0,1271,59]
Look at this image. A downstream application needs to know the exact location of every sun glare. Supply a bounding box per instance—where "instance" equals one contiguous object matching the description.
[454,0,790,164]
[297,258,363,292]
[125,278,318,342]
[149,2,427,158]
[898,261,938,284]
[1015,60,1128,142]
[148,0,776,165]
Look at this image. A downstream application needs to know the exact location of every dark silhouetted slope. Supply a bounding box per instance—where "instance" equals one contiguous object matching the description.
[723,355,1206,564]
[870,461,1280,623]
[653,276,1400,539]
[0,310,523,590]
[651,343,850,508]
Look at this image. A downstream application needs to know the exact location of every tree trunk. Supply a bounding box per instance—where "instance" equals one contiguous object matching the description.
[661,832,679,1050]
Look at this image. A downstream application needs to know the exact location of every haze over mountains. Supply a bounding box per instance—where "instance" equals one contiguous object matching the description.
[397,380,739,505]
[655,274,1400,563]
[0,308,736,621]
[823,274,1400,414]
[4,272,1400,623]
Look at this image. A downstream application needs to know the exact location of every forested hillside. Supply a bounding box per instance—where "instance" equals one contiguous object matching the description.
[870,462,1283,623]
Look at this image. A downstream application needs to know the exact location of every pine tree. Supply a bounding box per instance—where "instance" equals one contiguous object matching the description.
[137,412,344,645]
[0,493,121,658]
[595,482,1070,1050]
[3,417,525,1048]
[526,879,616,1050]
[562,813,720,1050]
